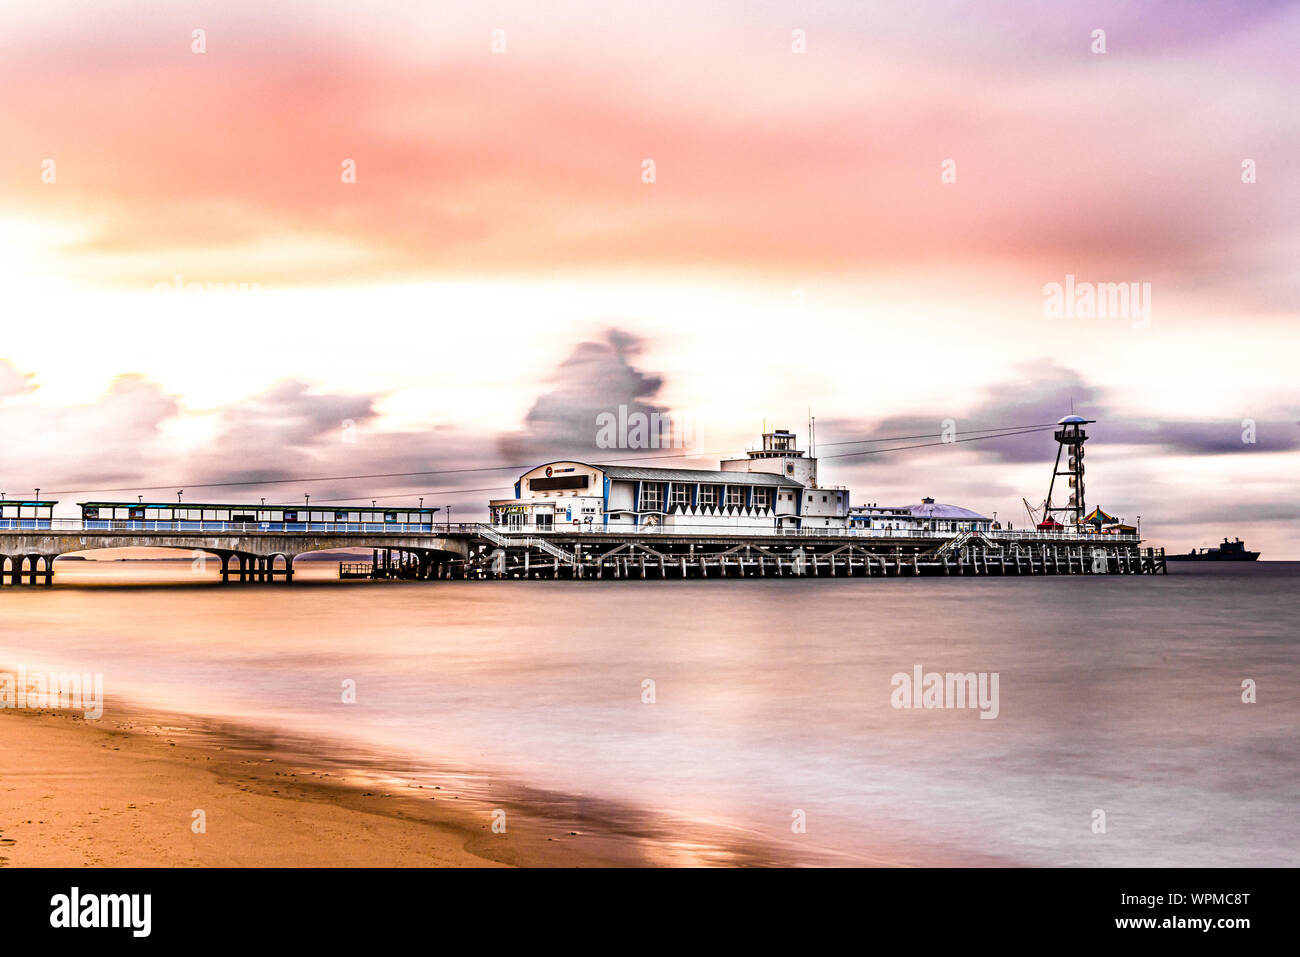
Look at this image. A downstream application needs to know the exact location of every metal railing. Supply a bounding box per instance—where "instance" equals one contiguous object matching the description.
[482,522,1140,542]
[0,519,486,535]
[0,518,1140,544]
[987,529,1139,542]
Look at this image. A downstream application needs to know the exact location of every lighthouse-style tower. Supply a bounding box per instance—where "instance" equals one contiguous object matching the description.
[1043,414,1094,527]
[720,428,819,488]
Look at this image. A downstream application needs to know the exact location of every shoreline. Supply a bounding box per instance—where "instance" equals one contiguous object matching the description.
[0,700,657,867]
[0,693,817,867]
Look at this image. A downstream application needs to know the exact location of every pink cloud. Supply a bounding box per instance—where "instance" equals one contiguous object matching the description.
[0,0,1294,310]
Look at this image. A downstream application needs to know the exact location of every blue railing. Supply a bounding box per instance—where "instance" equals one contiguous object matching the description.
[79,520,446,533]
[0,519,479,535]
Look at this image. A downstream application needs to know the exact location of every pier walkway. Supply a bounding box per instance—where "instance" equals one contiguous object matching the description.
[0,519,1165,585]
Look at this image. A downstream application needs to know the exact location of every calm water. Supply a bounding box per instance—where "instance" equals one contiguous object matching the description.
[3,560,1297,866]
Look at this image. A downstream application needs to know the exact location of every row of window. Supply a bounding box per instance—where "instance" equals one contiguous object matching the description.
[850,519,984,531]
[83,507,432,523]
[637,483,775,511]
[0,505,52,518]
[807,492,842,502]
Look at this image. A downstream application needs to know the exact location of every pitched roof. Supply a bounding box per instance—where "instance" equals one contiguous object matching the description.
[895,501,991,521]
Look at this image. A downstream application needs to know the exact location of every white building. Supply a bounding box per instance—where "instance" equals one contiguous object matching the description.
[849,498,992,534]
[489,429,851,533]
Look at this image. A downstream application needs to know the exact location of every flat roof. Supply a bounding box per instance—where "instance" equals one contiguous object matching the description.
[595,465,803,487]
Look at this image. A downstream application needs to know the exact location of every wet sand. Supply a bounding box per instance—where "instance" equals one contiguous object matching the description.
[0,703,650,868]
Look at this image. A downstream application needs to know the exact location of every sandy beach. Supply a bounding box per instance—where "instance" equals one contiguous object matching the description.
[0,701,642,868]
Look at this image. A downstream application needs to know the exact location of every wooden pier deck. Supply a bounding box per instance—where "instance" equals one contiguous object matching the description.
[0,520,1164,586]
[421,530,1167,581]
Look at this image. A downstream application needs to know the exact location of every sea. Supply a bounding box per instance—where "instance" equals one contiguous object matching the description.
[2,560,1296,866]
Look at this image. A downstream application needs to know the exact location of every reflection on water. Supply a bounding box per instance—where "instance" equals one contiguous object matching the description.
[2,560,1297,865]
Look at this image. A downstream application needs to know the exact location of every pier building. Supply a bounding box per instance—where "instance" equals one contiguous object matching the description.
[489,429,851,533]
[849,499,993,535]
[0,499,57,530]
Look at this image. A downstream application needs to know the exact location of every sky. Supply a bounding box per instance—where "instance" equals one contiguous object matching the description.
[0,0,1297,555]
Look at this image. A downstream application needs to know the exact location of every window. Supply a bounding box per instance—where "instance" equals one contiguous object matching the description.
[752,488,770,509]
[726,486,744,508]
[699,484,718,507]
[639,482,663,511]
[670,484,689,509]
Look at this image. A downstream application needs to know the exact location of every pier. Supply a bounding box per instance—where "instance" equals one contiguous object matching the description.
[0,520,1164,586]
[0,520,474,587]
[0,419,1168,587]
[452,527,1165,580]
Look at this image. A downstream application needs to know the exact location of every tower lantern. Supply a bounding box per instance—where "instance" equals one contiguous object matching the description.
[1044,414,1094,527]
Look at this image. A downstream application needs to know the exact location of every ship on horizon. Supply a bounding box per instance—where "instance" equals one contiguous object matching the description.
[1166,538,1261,562]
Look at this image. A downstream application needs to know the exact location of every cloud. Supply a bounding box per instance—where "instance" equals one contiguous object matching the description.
[806,361,1300,553]
[0,368,497,505]
[815,362,1100,465]
[3,338,1299,554]
[819,362,1300,463]
[0,373,180,492]
[0,330,684,508]
[189,381,379,481]
[175,381,515,505]
[497,328,672,463]
[1,0,1297,313]
[1106,418,1300,455]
